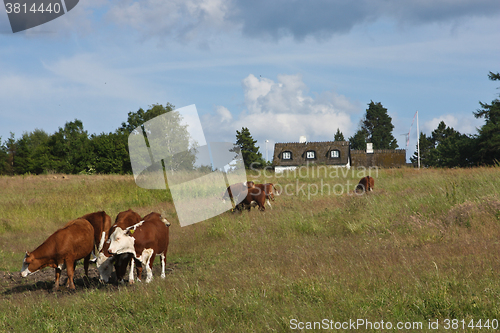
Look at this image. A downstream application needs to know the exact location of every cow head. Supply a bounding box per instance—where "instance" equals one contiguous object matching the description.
[20,252,35,277]
[107,227,136,256]
[96,250,114,283]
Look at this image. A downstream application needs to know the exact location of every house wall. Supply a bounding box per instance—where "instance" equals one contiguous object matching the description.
[350,149,406,168]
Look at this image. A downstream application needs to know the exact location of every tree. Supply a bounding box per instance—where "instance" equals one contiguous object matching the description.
[2,133,16,175]
[430,121,458,147]
[89,132,130,174]
[410,132,434,167]
[358,101,398,149]
[118,103,197,174]
[14,129,56,174]
[334,128,345,141]
[0,136,8,175]
[348,128,368,150]
[235,127,265,169]
[126,104,199,180]
[429,131,476,168]
[473,71,500,165]
[48,119,92,174]
[412,121,477,168]
[118,103,175,135]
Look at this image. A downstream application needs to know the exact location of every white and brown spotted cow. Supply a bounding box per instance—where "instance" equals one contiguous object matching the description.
[96,209,142,283]
[20,219,95,291]
[107,212,170,283]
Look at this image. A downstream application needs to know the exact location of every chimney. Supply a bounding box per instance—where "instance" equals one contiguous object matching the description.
[366,143,374,154]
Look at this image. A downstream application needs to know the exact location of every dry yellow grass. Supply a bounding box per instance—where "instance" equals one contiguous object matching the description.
[0,166,499,332]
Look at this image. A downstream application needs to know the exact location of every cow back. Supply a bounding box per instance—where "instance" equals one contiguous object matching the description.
[80,211,112,247]
[28,219,94,268]
[356,176,374,193]
[132,212,170,255]
[60,219,95,256]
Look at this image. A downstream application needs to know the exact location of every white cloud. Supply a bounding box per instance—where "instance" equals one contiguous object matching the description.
[203,74,358,146]
[215,106,233,122]
[105,0,233,43]
[424,114,483,135]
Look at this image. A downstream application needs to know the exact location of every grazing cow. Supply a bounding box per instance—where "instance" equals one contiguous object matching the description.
[80,211,112,255]
[222,181,255,204]
[356,176,375,193]
[237,187,267,212]
[254,183,278,209]
[20,219,94,291]
[96,209,142,283]
[107,212,170,283]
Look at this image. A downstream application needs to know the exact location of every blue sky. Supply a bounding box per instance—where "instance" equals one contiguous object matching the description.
[1,0,499,162]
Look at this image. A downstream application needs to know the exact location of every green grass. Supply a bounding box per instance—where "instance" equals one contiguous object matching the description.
[1,167,500,332]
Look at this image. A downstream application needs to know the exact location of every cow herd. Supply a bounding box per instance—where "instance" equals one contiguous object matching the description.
[20,209,170,290]
[20,176,374,291]
[223,181,279,212]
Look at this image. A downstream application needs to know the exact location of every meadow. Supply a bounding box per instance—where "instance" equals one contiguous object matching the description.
[0,166,499,332]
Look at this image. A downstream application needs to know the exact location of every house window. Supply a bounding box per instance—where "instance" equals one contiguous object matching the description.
[306,151,316,159]
[330,150,340,158]
[282,151,292,160]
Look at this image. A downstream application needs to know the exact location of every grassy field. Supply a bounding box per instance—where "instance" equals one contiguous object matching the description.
[0,167,500,332]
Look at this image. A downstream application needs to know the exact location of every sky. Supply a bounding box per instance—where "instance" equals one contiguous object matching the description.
[1,0,499,162]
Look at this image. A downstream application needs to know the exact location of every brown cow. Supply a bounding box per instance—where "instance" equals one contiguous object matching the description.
[80,211,112,255]
[222,181,255,205]
[356,176,375,193]
[107,212,170,283]
[96,209,142,283]
[254,183,278,209]
[20,219,95,291]
[237,187,267,212]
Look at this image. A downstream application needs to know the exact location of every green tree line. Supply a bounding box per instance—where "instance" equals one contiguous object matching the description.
[410,72,500,167]
[0,103,175,175]
[0,72,498,174]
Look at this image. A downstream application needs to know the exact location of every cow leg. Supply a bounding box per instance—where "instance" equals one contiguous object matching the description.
[266,199,272,209]
[148,253,156,283]
[98,231,106,252]
[134,258,143,282]
[54,267,61,291]
[128,258,135,284]
[160,252,166,279]
[66,260,76,290]
[138,249,154,283]
[84,254,90,277]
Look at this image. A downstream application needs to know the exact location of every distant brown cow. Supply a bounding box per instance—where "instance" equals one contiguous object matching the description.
[107,212,170,283]
[356,176,375,193]
[237,187,267,211]
[97,209,142,283]
[20,219,95,291]
[80,211,112,254]
[222,181,255,205]
[254,183,278,209]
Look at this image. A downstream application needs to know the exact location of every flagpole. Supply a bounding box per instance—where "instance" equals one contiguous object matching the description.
[417,110,420,169]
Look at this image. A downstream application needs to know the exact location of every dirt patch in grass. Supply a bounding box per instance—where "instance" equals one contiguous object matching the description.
[1,263,179,299]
